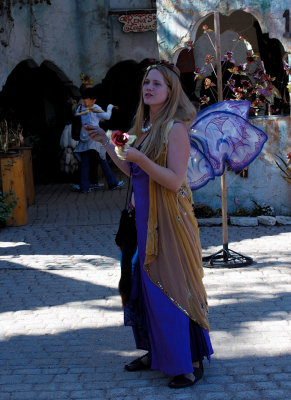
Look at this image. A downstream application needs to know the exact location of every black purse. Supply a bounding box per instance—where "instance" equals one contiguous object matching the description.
[115,181,137,307]
[71,115,81,141]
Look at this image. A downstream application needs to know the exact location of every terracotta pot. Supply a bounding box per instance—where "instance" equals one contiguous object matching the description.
[0,152,28,226]
[8,147,35,205]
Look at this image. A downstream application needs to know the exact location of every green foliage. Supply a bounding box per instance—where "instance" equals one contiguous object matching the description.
[251,200,275,216]
[193,202,214,218]
[231,207,250,217]
[0,190,18,223]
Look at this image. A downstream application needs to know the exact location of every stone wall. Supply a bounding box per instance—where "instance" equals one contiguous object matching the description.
[0,0,158,90]
[157,0,291,215]
[157,0,291,59]
[192,116,291,215]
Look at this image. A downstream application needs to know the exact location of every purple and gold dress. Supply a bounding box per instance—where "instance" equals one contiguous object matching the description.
[125,161,213,376]
[124,100,268,376]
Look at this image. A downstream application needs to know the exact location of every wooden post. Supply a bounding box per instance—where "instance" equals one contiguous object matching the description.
[214,11,228,254]
[0,153,28,226]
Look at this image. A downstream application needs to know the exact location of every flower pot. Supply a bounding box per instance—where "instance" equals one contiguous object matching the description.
[0,152,28,226]
[10,147,35,206]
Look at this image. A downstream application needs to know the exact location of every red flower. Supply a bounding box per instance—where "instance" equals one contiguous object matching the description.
[228,64,247,75]
[205,54,215,65]
[111,130,130,147]
[251,99,260,109]
[200,95,210,105]
[241,80,251,89]
[246,52,258,64]
[204,78,216,89]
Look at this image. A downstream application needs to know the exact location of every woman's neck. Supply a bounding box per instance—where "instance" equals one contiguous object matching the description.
[149,105,162,123]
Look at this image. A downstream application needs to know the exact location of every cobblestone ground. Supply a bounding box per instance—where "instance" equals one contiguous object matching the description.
[0,183,291,400]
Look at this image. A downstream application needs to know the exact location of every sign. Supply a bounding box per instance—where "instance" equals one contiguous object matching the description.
[119,13,156,33]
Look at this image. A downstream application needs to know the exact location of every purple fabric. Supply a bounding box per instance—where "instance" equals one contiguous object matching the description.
[124,162,213,376]
[187,100,268,190]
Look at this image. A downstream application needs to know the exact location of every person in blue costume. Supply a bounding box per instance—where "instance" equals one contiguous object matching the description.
[86,62,214,389]
[73,87,124,192]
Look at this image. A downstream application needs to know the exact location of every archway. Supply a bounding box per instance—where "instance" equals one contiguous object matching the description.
[176,46,198,104]
[174,10,289,115]
[0,59,79,182]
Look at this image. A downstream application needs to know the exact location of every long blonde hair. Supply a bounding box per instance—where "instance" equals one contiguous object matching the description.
[130,64,196,161]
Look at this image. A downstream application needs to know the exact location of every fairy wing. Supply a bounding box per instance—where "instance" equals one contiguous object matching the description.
[188,100,268,190]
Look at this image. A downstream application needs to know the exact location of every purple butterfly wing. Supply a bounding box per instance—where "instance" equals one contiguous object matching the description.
[188,100,268,190]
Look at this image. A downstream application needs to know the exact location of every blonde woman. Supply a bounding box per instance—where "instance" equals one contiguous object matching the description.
[86,62,213,388]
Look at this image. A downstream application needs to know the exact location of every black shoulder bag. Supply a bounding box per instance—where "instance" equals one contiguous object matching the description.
[115,178,137,307]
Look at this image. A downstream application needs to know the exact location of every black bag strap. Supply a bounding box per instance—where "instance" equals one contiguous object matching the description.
[125,163,133,209]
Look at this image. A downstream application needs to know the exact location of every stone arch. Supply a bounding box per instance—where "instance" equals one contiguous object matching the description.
[0,59,79,182]
[172,10,289,113]
[40,60,79,98]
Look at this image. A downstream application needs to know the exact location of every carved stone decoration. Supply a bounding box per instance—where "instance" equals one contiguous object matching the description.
[119,13,156,33]
[0,1,14,47]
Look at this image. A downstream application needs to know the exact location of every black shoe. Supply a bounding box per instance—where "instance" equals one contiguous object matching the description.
[168,374,195,389]
[168,360,204,389]
[124,353,150,372]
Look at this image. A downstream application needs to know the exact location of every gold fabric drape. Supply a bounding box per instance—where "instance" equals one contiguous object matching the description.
[144,122,210,332]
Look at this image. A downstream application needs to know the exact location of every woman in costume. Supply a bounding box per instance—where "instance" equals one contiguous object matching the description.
[86,63,213,388]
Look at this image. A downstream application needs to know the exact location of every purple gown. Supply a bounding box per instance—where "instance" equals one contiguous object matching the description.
[124,162,214,376]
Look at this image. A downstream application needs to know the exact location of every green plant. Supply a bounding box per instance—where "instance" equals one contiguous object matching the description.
[251,200,275,216]
[0,190,18,223]
[0,120,23,152]
[193,202,214,218]
[231,207,250,217]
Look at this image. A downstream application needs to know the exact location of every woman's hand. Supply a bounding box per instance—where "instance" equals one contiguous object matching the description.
[84,124,108,145]
[123,147,144,163]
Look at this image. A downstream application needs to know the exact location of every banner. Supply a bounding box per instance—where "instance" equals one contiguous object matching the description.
[119,13,156,32]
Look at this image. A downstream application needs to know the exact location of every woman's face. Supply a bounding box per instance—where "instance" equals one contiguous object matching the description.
[143,69,169,109]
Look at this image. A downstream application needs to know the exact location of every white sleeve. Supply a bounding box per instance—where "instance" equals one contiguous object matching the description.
[93,104,114,120]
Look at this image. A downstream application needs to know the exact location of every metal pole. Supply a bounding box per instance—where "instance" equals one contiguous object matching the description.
[214,12,228,258]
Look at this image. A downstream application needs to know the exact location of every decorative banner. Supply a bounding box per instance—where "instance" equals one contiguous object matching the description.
[119,13,156,33]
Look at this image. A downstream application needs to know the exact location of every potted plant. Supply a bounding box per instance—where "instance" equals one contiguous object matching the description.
[0,190,18,227]
[0,119,28,226]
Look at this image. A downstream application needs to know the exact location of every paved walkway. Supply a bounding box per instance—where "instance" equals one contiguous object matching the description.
[0,182,291,400]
